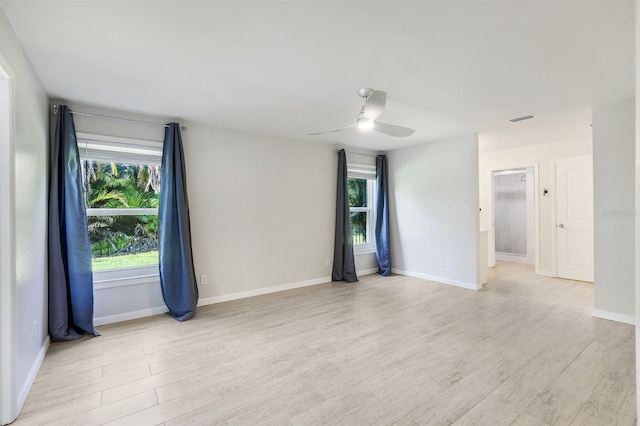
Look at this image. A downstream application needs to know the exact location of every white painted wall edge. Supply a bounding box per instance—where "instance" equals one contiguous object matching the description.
[391,268,483,290]
[592,309,635,325]
[16,337,48,414]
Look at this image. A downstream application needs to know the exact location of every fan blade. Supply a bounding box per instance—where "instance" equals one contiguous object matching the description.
[374,121,415,137]
[307,123,355,136]
[362,90,386,120]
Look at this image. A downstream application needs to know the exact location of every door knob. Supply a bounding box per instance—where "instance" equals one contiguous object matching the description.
[558,224,565,228]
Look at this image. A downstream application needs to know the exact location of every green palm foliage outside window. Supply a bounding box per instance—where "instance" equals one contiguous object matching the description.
[348,177,368,244]
[82,160,161,270]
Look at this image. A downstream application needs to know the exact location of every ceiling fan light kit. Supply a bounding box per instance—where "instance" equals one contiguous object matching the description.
[357,119,374,130]
[308,88,415,137]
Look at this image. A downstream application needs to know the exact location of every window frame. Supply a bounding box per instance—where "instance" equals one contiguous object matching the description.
[78,132,163,283]
[347,164,377,254]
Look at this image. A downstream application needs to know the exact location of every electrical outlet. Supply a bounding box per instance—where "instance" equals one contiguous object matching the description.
[438,259,445,268]
[200,275,207,285]
[325,258,331,267]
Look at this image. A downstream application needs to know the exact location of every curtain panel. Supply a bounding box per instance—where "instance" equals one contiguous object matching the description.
[48,105,100,341]
[375,154,391,276]
[159,123,199,321]
[332,149,358,282]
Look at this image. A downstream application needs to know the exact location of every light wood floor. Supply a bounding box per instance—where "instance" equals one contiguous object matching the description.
[16,262,636,425]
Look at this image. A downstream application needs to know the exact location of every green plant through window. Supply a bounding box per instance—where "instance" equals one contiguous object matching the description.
[82,160,161,271]
[348,177,368,244]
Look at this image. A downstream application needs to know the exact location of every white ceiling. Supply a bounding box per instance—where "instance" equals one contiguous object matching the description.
[0,0,634,151]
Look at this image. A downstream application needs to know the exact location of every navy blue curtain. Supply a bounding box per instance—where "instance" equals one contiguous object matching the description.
[375,154,391,276]
[159,123,198,321]
[332,149,358,282]
[48,105,100,341]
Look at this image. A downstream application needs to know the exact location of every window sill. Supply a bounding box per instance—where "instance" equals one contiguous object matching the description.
[354,248,376,255]
[94,271,160,290]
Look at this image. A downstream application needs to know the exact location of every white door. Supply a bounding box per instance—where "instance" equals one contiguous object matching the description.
[556,156,594,282]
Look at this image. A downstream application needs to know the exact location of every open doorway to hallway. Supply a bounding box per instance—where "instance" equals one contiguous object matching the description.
[493,167,535,265]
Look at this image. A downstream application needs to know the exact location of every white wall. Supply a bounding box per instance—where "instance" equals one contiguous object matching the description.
[58,102,384,324]
[635,0,640,413]
[62,102,171,142]
[354,243,379,273]
[479,137,592,275]
[0,53,12,426]
[388,134,481,289]
[0,8,49,423]
[184,122,338,302]
[67,104,382,320]
[593,99,635,322]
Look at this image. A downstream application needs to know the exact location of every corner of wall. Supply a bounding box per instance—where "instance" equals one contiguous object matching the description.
[16,337,49,414]
[388,134,480,286]
[593,99,636,320]
[391,268,482,291]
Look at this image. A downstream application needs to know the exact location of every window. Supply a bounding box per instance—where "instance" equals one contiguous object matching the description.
[348,164,376,252]
[78,133,163,274]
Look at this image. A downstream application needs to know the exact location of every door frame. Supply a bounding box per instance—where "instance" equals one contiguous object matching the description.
[487,162,540,274]
[0,56,16,425]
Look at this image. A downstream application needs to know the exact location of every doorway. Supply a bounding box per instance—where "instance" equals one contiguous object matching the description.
[493,167,535,265]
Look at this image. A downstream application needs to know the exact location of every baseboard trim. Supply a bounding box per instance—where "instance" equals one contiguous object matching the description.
[495,253,531,264]
[94,276,334,325]
[17,337,50,413]
[391,268,482,290]
[538,270,555,277]
[94,305,168,326]
[358,268,379,276]
[198,276,332,306]
[592,309,635,325]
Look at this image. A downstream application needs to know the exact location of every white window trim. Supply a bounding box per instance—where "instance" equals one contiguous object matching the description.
[77,132,163,161]
[87,208,158,216]
[93,266,159,289]
[347,164,376,179]
[348,165,377,254]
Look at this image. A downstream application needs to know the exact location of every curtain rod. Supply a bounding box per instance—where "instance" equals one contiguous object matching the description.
[50,105,175,129]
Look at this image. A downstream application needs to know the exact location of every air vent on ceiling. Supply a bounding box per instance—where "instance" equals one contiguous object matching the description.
[509,115,536,123]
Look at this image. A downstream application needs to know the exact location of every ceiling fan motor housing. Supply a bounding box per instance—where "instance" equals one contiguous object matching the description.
[358,88,374,99]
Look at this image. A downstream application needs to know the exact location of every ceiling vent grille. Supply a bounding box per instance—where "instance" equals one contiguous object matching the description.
[509,115,536,123]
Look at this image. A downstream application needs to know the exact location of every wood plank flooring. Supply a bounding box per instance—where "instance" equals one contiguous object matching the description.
[15,262,636,425]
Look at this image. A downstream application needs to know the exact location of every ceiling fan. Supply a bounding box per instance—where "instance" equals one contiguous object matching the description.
[308,88,415,137]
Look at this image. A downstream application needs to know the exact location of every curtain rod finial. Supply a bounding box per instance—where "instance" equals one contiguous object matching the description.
[51,105,59,115]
